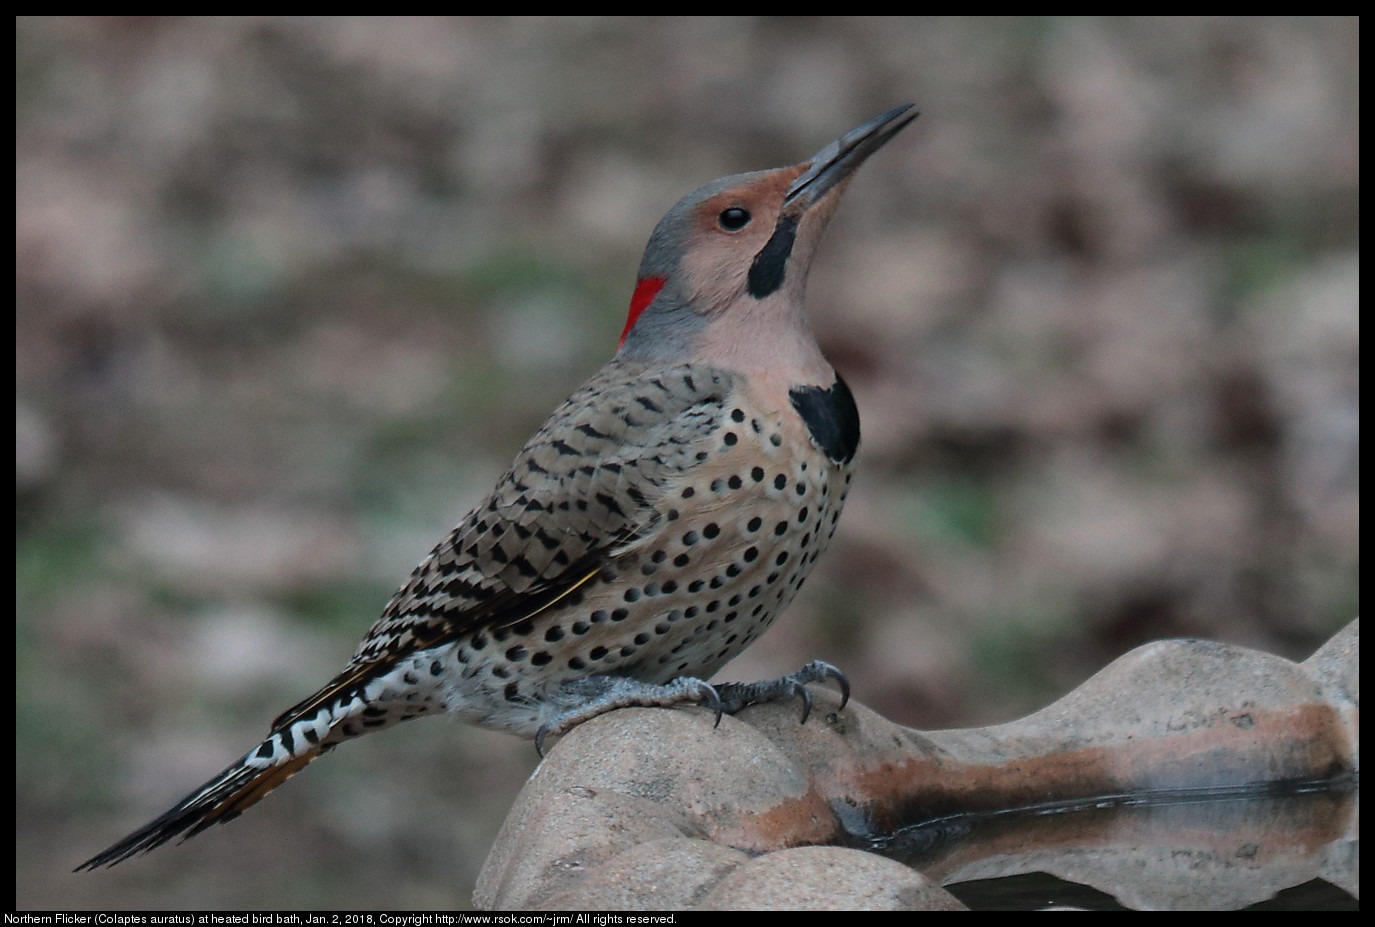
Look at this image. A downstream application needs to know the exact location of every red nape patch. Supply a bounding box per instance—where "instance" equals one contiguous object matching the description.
[619,276,667,349]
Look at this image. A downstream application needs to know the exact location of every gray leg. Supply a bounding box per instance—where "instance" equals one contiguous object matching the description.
[535,676,722,756]
[533,661,849,755]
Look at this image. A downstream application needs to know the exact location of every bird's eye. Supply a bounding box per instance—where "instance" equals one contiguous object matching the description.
[718,207,751,231]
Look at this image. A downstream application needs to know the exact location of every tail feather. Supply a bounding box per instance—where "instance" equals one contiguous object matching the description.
[74,747,322,870]
[77,663,377,870]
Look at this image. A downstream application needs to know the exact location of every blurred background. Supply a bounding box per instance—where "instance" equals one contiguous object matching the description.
[17,16,1358,909]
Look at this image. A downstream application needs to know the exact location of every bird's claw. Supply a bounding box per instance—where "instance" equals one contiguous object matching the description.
[534,722,556,758]
[806,660,850,713]
[699,681,724,729]
[793,681,814,725]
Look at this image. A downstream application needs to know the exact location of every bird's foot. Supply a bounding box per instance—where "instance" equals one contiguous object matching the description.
[532,661,848,756]
[534,675,721,756]
[713,659,850,724]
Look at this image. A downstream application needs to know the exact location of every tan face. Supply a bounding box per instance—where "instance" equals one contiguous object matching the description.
[676,164,808,316]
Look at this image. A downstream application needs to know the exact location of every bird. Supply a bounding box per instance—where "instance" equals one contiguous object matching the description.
[77,104,917,870]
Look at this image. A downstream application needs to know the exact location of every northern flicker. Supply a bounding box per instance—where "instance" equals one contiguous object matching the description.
[77,104,917,870]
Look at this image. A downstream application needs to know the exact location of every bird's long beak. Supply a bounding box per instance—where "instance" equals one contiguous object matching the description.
[784,104,918,209]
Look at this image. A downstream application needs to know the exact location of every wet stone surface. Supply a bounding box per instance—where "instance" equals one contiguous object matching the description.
[475,619,1358,910]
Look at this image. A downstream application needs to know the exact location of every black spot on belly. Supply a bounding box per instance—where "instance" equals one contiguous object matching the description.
[790,375,860,463]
